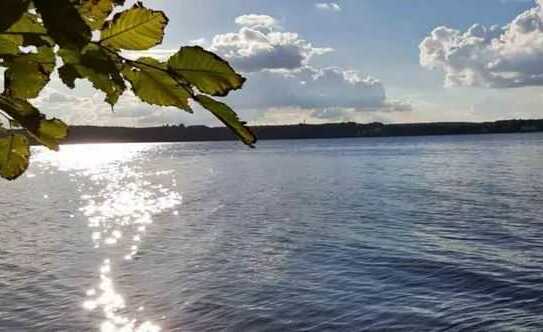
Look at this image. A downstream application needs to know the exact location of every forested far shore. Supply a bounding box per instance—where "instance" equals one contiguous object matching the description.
[21,119,543,145]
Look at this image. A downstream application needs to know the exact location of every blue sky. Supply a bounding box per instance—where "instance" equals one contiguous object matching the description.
[38,0,543,127]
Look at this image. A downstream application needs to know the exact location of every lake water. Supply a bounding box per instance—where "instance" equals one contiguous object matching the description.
[1,133,543,331]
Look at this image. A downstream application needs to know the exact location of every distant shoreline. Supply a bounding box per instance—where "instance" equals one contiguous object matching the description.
[29,119,543,145]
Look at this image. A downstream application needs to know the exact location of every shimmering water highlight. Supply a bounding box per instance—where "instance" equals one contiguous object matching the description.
[1,133,543,331]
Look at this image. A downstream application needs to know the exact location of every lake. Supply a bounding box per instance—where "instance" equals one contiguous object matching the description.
[1,133,543,331]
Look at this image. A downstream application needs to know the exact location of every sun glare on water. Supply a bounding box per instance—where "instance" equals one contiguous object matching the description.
[35,144,182,332]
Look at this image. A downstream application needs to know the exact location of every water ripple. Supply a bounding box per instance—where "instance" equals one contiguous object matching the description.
[1,135,543,331]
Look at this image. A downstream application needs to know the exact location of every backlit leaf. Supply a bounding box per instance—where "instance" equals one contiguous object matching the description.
[0,13,48,56]
[4,46,55,99]
[0,134,30,180]
[79,0,114,30]
[8,13,52,47]
[34,0,91,49]
[0,0,30,32]
[168,46,246,97]
[0,95,68,150]
[122,57,192,111]
[195,95,256,147]
[100,3,168,50]
[0,36,22,56]
[36,118,70,151]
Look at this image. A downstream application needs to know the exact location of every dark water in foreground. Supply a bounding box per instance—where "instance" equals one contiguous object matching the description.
[1,133,543,331]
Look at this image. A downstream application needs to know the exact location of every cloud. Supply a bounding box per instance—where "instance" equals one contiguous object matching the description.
[250,106,412,126]
[315,3,342,12]
[45,92,81,104]
[207,14,411,122]
[122,49,176,61]
[210,14,333,72]
[33,85,216,128]
[105,14,410,124]
[227,66,410,113]
[188,38,207,46]
[234,14,279,32]
[420,0,543,88]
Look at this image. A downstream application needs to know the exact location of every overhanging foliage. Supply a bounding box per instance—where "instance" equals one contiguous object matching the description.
[0,0,256,180]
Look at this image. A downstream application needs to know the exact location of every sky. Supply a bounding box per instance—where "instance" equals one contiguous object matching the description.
[34,0,543,127]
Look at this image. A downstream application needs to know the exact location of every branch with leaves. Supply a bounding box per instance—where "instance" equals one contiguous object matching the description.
[0,0,256,180]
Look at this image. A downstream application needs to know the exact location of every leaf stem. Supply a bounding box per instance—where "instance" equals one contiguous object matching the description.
[0,32,48,36]
[0,110,12,123]
[95,42,196,98]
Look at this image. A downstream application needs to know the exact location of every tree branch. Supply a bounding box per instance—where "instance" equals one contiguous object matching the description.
[95,43,196,98]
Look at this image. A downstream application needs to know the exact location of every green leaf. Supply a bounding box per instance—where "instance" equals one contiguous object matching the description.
[58,45,126,107]
[36,118,70,151]
[34,0,91,49]
[168,46,246,97]
[58,64,80,89]
[195,95,256,147]
[122,57,192,111]
[8,13,52,47]
[0,35,22,56]
[3,46,55,99]
[79,0,114,30]
[100,3,168,50]
[0,95,68,150]
[0,13,49,55]
[0,134,30,180]
[0,0,30,32]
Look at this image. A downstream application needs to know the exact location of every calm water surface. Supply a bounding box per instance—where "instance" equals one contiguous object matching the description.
[1,133,543,331]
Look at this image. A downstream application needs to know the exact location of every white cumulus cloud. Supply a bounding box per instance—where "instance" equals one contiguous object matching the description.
[227,66,410,112]
[420,0,543,88]
[209,14,410,121]
[234,14,279,32]
[315,3,342,12]
[210,14,333,73]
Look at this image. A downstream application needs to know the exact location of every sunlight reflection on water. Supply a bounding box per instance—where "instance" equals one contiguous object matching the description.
[34,144,182,332]
[4,135,543,331]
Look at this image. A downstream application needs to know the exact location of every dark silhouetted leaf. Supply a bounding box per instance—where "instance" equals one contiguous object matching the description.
[58,45,126,106]
[0,0,30,32]
[0,134,30,180]
[123,58,192,111]
[168,46,246,97]
[4,46,55,99]
[0,95,68,150]
[34,0,91,49]
[100,3,168,50]
[58,64,80,89]
[195,95,256,147]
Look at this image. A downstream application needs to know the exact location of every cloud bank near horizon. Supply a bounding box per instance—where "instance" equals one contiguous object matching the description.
[208,14,410,122]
